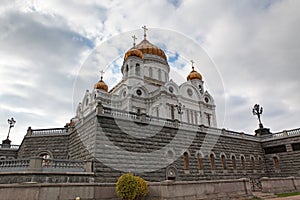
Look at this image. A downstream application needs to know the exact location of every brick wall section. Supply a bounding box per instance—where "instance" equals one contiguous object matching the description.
[262,135,300,177]
[0,149,18,159]
[17,134,69,159]
[92,115,265,182]
[68,112,97,161]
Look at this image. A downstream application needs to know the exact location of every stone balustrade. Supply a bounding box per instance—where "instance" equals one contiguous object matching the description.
[27,127,68,136]
[0,144,19,149]
[0,158,92,172]
[99,106,300,142]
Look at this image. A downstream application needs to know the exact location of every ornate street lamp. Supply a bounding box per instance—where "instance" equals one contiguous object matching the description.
[252,104,263,129]
[7,117,16,140]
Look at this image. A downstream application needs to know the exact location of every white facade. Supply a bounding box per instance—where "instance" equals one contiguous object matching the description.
[76,36,217,127]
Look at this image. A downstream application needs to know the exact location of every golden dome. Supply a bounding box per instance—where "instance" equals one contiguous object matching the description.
[94,77,108,92]
[124,48,144,60]
[187,67,202,81]
[124,39,167,61]
[135,39,167,60]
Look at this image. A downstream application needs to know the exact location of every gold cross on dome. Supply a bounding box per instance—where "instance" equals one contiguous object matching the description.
[142,25,148,39]
[132,35,137,46]
[190,60,195,70]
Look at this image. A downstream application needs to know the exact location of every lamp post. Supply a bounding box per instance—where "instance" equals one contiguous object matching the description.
[252,104,263,129]
[7,117,16,140]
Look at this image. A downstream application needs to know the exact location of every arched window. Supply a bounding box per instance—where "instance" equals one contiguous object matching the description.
[221,154,226,170]
[251,156,255,171]
[273,156,279,170]
[210,153,215,170]
[158,69,161,80]
[125,64,129,78]
[231,155,237,170]
[149,67,153,78]
[39,153,51,167]
[183,152,189,170]
[196,153,203,170]
[259,157,264,171]
[135,64,140,76]
[241,156,245,170]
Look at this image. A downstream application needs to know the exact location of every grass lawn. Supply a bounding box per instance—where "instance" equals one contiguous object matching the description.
[277,191,300,197]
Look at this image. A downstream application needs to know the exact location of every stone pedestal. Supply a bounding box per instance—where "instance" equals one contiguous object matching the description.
[255,128,271,136]
[1,138,11,148]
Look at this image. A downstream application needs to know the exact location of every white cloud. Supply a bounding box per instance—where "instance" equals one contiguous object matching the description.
[0,0,300,144]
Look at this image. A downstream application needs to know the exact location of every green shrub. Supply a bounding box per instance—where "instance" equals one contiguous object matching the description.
[116,173,138,200]
[116,173,149,200]
[135,176,149,199]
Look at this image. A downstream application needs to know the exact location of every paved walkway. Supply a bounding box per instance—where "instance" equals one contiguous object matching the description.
[267,195,300,200]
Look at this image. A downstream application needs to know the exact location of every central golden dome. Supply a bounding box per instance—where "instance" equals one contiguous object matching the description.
[124,39,167,61]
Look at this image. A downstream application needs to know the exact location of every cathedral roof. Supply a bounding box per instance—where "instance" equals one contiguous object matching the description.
[124,39,167,61]
[94,77,108,92]
[187,67,202,81]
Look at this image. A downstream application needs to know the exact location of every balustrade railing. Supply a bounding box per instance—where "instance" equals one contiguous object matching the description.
[0,158,91,172]
[42,159,87,172]
[100,106,300,141]
[28,128,68,136]
[0,159,30,169]
[261,128,300,139]
[0,144,19,149]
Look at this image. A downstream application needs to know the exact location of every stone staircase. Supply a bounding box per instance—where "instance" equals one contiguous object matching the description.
[252,192,277,199]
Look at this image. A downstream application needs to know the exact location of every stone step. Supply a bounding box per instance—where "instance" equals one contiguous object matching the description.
[252,191,277,199]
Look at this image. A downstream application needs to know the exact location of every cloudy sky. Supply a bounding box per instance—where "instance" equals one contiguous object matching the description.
[0,0,300,144]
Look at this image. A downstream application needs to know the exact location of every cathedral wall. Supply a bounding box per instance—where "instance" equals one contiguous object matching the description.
[0,149,18,160]
[17,134,69,159]
[92,114,265,183]
[68,111,97,160]
[261,135,300,177]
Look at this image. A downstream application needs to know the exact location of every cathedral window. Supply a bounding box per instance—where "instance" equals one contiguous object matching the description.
[231,155,237,170]
[183,152,189,170]
[125,64,129,78]
[170,105,175,120]
[221,154,226,170]
[38,152,52,167]
[258,156,264,171]
[210,153,215,171]
[273,156,279,171]
[250,156,255,171]
[206,113,211,126]
[136,89,142,96]
[158,69,161,80]
[196,153,203,170]
[186,109,190,123]
[164,71,167,81]
[190,111,194,124]
[149,67,153,78]
[135,64,140,76]
[156,107,159,117]
[241,156,246,170]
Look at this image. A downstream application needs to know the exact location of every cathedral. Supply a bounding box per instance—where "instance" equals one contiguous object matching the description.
[76,28,217,128]
[1,27,300,200]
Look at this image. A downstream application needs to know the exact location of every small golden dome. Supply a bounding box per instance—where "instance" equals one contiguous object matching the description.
[94,77,108,92]
[124,48,144,60]
[187,67,202,81]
